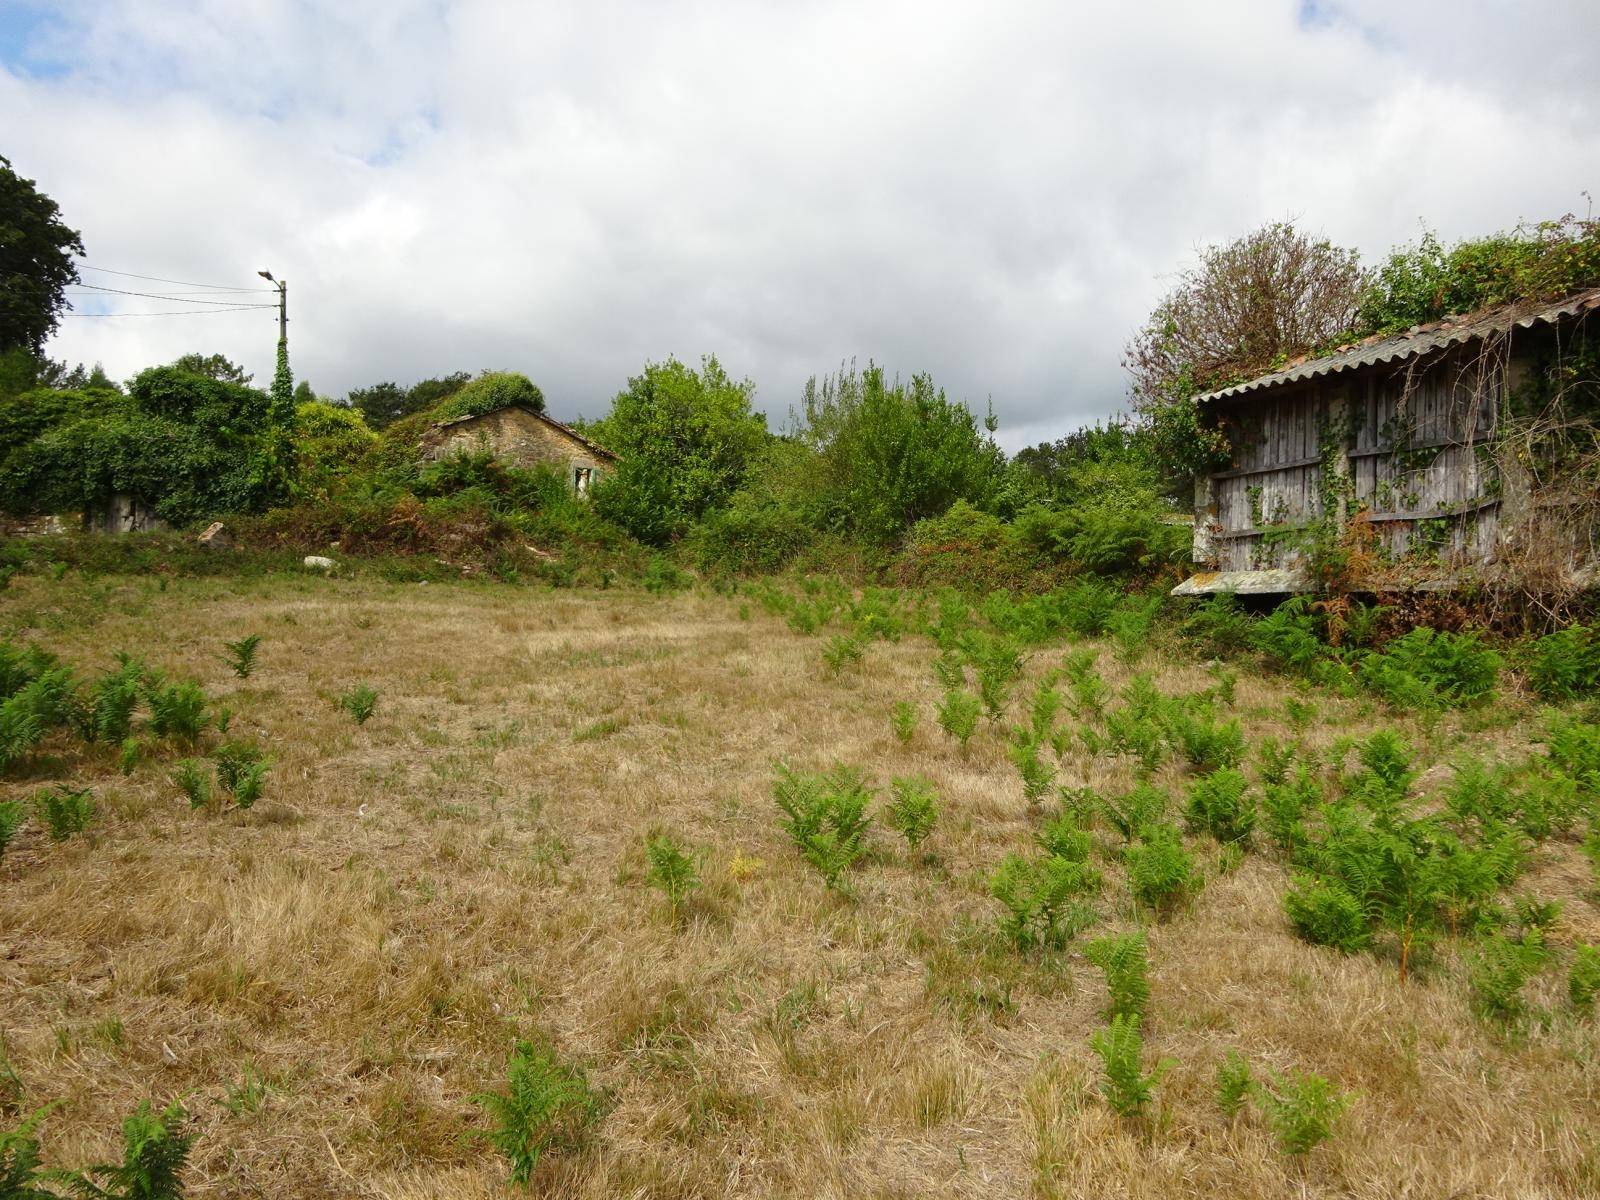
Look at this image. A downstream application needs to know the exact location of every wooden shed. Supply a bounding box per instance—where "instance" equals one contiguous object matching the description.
[418,404,619,495]
[1175,288,1600,595]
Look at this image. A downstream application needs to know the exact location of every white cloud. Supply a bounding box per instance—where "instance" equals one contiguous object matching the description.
[4,0,1596,447]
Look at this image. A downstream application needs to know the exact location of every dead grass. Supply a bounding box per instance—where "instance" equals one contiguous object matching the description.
[1,570,1597,1197]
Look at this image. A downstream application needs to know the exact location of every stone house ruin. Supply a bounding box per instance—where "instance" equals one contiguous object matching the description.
[1175,288,1600,596]
[418,404,619,494]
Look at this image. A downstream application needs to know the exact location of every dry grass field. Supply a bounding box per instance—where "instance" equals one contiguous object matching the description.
[2,569,1598,1198]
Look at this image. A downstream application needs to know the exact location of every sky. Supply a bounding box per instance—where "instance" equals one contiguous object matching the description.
[2,0,1597,449]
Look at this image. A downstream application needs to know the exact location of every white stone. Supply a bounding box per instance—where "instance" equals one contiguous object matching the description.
[303,555,337,571]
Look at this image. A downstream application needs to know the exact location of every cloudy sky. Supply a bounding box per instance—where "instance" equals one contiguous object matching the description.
[2,1,1596,448]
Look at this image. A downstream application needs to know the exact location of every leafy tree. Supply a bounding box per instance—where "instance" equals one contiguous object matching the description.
[169,353,251,385]
[0,155,85,354]
[1357,216,1600,335]
[347,372,472,430]
[590,355,769,544]
[1126,222,1366,480]
[796,360,1005,544]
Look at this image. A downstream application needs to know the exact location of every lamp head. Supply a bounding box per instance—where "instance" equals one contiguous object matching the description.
[258,270,275,282]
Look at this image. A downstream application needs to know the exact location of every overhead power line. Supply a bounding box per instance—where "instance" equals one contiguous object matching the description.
[78,264,268,291]
[66,283,278,305]
[66,308,277,317]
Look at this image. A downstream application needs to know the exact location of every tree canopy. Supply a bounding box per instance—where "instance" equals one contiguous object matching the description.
[0,156,84,354]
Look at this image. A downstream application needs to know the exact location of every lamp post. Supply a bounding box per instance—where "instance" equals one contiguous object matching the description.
[257,269,287,342]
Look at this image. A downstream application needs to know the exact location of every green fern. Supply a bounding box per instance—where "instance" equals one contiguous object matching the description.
[990,852,1100,952]
[1085,930,1150,1021]
[1102,783,1167,843]
[644,834,701,914]
[337,684,379,725]
[66,1099,194,1199]
[1252,1069,1350,1156]
[1569,944,1600,1009]
[1088,1014,1172,1120]
[1215,1050,1251,1118]
[1469,928,1550,1023]
[890,701,919,745]
[1008,731,1056,804]
[884,776,938,852]
[935,690,980,750]
[34,786,95,842]
[171,760,212,811]
[0,800,25,860]
[221,633,263,680]
[1125,824,1200,915]
[1183,768,1256,844]
[474,1041,604,1184]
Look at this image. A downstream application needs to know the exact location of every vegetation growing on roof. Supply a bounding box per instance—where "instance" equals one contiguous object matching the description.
[432,370,546,422]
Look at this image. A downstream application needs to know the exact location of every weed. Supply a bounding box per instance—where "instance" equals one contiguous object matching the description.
[1262,765,1320,853]
[71,1099,194,1199]
[1524,624,1600,701]
[144,679,210,745]
[890,701,918,745]
[223,1065,269,1116]
[35,786,95,841]
[935,690,980,750]
[0,800,24,859]
[1085,931,1150,1021]
[1570,944,1600,1009]
[822,632,866,675]
[214,741,269,809]
[1469,928,1549,1024]
[1125,824,1200,915]
[1034,809,1091,863]
[1102,783,1168,843]
[474,1041,605,1184]
[171,760,212,810]
[644,834,701,916]
[221,633,263,679]
[1216,1050,1251,1118]
[1283,876,1371,953]
[1183,768,1256,845]
[1028,680,1063,743]
[884,776,939,852]
[338,684,379,725]
[990,852,1100,952]
[1008,731,1056,804]
[772,764,874,890]
[1252,1069,1350,1156]
[1168,708,1245,771]
[1358,627,1501,709]
[1088,1014,1172,1120]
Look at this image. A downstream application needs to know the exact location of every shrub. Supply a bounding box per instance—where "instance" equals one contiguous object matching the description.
[1358,627,1501,708]
[890,700,918,745]
[1216,1051,1251,1119]
[1525,624,1600,700]
[935,689,980,750]
[990,852,1100,952]
[35,786,94,841]
[1085,931,1151,1021]
[221,633,263,680]
[644,834,701,915]
[433,370,545,421]
[642,554,691,594]
[1253,1069,1351,1156]
[884,776,939,852]
[338,685,379,725]
[1570,944,1600,1009]
[474,1041,603,1185]
[1183,768,1256,845]
[1283,876,1371,953]
[1125,824,1200,915]
[1088,1014,1172,1121]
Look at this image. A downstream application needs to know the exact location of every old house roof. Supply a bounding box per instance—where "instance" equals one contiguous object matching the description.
[427,404,620,462]
[1193,287,1600,405]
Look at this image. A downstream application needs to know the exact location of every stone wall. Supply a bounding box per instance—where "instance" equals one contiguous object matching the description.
[420,408,610,490]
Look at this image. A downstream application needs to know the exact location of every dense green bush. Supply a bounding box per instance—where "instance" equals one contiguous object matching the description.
[1525,624,1600,700]
[433,370,545,421]
[1357,627,1501,708]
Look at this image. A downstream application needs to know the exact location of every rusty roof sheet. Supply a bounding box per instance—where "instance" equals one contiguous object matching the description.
[1193,287,1600,405]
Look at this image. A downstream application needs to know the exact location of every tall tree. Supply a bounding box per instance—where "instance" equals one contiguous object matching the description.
[0,156,85,354]
[170,352,252,384]
[1125,221,1367,478]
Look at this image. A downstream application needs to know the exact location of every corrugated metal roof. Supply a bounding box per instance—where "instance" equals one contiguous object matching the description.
[1193,287,1600,404]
